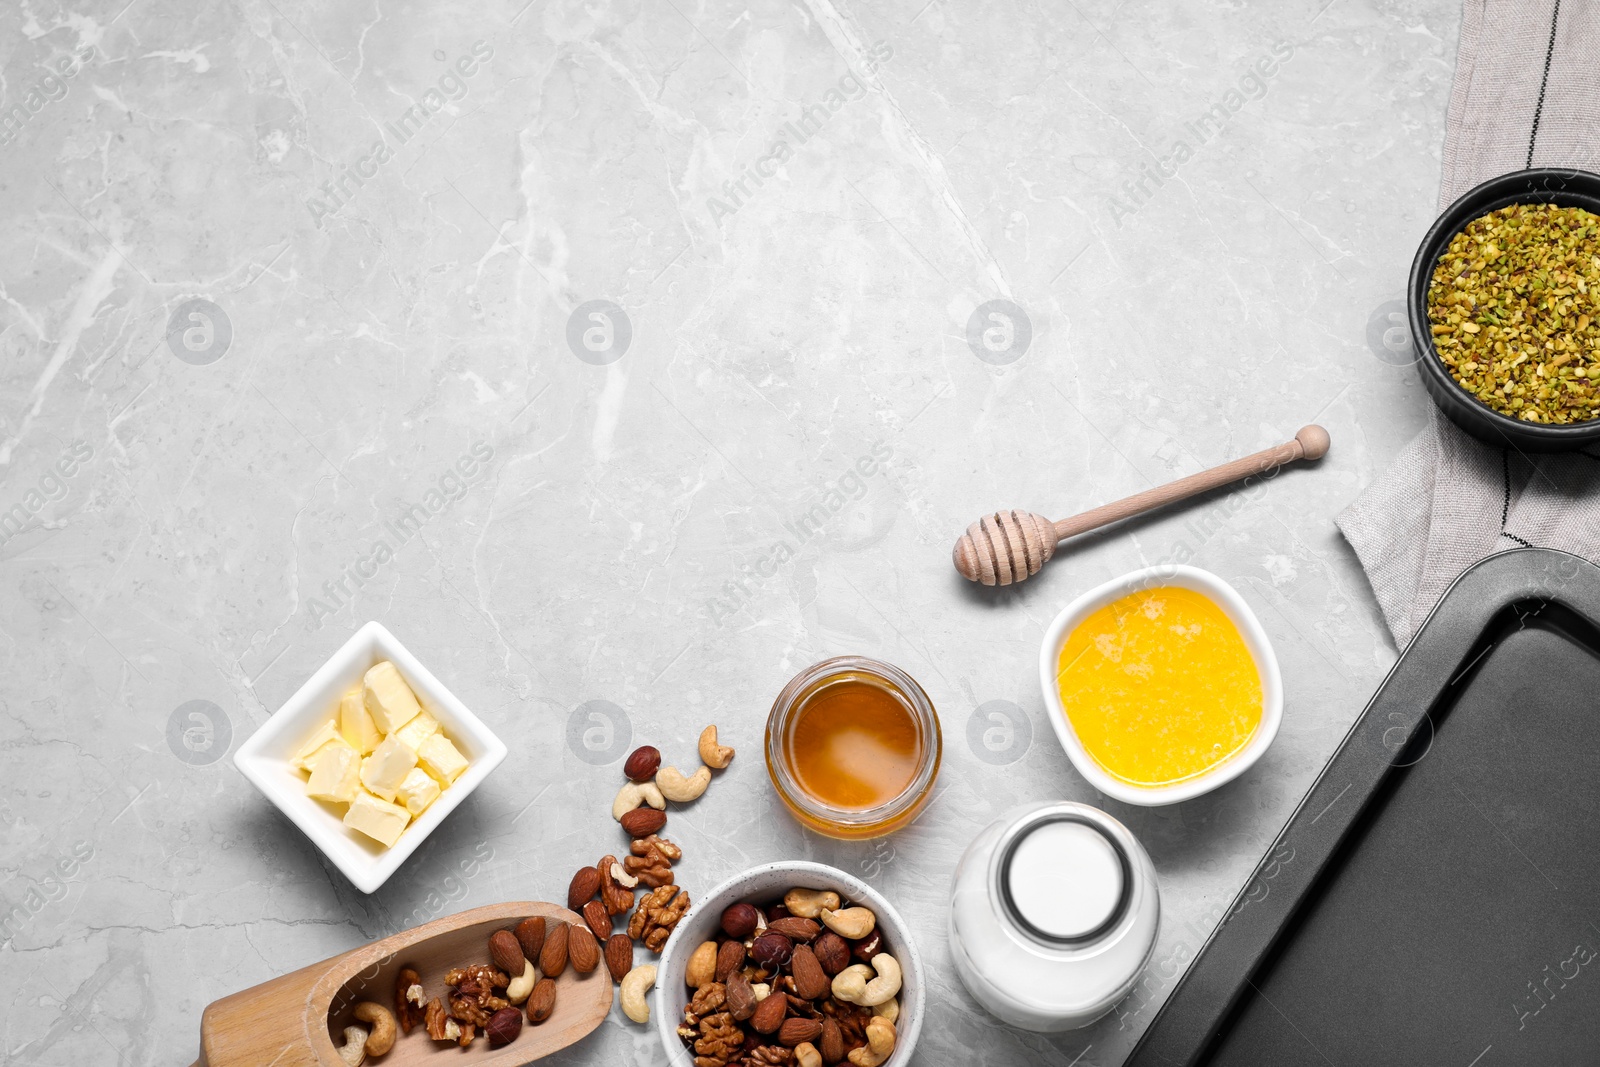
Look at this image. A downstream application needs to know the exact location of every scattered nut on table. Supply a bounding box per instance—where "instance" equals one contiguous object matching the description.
[629,884,691,952]
[620,964,657,1024]
[624,834,680,887]
[655,764,711,803]
[624,745,662,782]
[698,724,735,769]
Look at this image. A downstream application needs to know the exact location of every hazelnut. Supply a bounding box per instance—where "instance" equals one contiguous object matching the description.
[751,931,794,970]
[486,1006,522,1046]
[721,902,761,939]
[812,932,850,975]
[851,929,883,962]
[624,745,661,781]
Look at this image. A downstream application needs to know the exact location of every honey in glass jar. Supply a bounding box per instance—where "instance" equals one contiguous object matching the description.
[766,656,942,839]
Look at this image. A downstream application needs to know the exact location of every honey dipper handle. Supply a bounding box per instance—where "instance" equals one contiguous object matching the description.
[1052,425,1329,541]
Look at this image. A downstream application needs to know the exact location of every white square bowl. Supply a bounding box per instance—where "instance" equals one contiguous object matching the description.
[234,621,507,893]
[1039,565,1282,806]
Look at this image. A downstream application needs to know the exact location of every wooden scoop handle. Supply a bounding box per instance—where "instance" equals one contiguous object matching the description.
[1054,424,1329,540]
[953,425,1329,586]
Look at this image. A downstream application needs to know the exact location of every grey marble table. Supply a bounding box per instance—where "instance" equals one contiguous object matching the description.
[0,0,1458,1063]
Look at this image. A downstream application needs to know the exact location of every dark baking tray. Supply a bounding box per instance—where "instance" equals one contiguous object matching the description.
[1128,548,1600,1067]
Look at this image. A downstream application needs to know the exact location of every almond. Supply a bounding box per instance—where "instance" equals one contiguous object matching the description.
[789,944,830,1000]
[715,938,747,982]
[619,807,667,838]
[726,970,758,1021]
[605,933,634,982]
[623,745,661,781]
[514,917,547,962]
[526,977,557,1024]
[820,1018,844,1064]
[750,986,788,1034]
[568,924,600,974]
[779,1018,823,1047]
[488,929,527,976]
[567,866,601,911]
[766,916,819,942]
[582,899,613,941]
[539,921,569,978]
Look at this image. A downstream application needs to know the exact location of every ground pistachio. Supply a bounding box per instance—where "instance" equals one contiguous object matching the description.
[1426,202,1600,424]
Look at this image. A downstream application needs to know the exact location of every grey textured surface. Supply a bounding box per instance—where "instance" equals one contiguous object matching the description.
[0,0,1458,1063]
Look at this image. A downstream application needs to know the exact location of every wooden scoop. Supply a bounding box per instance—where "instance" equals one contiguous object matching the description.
[953,425,1330,586]
[188,901,611,1067]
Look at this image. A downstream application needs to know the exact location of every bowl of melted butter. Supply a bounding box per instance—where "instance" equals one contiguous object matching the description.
[1039,565,1282,806]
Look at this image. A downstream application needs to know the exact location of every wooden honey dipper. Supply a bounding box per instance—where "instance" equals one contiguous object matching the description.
[954,425,1330,586]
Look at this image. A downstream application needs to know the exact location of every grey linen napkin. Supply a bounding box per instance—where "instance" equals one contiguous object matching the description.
[1337,0,1600,646]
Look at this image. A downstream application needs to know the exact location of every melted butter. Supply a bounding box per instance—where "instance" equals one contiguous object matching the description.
[1056,586,1262,787]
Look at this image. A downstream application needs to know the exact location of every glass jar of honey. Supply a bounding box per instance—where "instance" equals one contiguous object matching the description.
[765,656,942,840]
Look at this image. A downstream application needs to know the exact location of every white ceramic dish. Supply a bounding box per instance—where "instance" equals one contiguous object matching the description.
[1039,565,1282,806]
[233,621,507,893]
[654,861,923,1067]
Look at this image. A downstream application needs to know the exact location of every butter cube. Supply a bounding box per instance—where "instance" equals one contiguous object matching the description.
[396,767,442,816]
[292,720,354,773]
[360,736,418,802]
[306,743,361,804]
[392,709,441,753]
[344,789,411,848]
[418,733,468,785]
[363,660,422,734]
[339,688,382,755]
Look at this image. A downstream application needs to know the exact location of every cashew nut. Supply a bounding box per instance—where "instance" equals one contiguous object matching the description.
[832,954,901,1007]
[506,959,537,1005]
[613,781,666,820]
[831,964,874,1004]
[351,1002,396,1056]
[620,964,657,1024]
[685,941,718,989]
[698,724,735,769]
[847,1017,897,1067]
[656,764,710,803]
[873,997,899,1024]
[783,888,841,919]
[819,906,876,940]
[337,1027,366,1066]
[751,982,771,1001]
[795,1041,822,1067]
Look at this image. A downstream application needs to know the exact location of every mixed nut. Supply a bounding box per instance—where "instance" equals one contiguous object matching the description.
[561,724,736,1025]
[676,890,902,1067]
[367,913,585,1055]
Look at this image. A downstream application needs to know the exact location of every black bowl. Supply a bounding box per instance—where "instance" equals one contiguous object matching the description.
[1407,167,1600,452]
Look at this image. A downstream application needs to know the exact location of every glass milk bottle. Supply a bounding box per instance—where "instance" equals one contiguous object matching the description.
[949,800,1160,1031]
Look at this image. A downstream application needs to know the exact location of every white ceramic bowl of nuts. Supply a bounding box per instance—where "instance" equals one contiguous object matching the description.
[654,860,923,1067]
